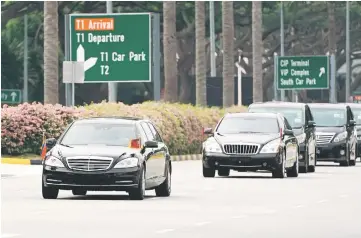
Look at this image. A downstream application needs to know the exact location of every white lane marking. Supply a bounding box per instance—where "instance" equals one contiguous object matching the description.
[232,215,247,219]
[339,194,349,198]
[156,229,174,234]
[195,221,211,226]
[295,204,306,208]
[2,234,20,238]
[317,199,328,203]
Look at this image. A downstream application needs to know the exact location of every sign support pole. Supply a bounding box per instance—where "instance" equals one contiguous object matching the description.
[64,14,71,107]
[152,13,161,101]
[280,2,285,101]
[107,1,117,103]
[273,52,278,101]
[209,1,216,77]
[23,14,29,103]
[330,54,336,103]
[346,1,351,102]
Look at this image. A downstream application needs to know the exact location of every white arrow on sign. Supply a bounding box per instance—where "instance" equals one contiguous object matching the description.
[77,44,98,71]
[10,92,17,101]
[319,67,325,77]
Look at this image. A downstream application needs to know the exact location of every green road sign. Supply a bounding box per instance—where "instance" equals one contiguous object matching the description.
[1,89,22,104]
[277,56,329,90]
[69,13,151,83]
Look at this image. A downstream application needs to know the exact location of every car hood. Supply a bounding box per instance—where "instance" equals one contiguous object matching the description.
[315,126,345,133]
[214,133,279,145]
[50,144,139,159]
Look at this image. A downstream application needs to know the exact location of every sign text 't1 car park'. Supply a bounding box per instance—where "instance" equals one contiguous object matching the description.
[69,13,151,83]
[277,56,329,90]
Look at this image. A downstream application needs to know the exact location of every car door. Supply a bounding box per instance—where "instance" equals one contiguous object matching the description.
[305,106,316,164]
[140,122,157,180]
[283,117,298,167]
[146,122,167,179]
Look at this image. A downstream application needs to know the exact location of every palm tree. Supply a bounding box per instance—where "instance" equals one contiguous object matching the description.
[163,1,178,102]
[44,1,59,104]
[252,1,263,103]
[195,1,207,106]
[222,1,235,107]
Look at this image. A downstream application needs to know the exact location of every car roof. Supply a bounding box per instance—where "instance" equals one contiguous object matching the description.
[73,116,144,125]
[225,112,280,119]
[308,103,348,109]
[249,101,306,109]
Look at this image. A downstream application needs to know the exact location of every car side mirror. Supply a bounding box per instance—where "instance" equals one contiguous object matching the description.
[203,128,213,135]
[307,120,316,127]
[284,129,294,136]
[45,138,57,148]
[348,120,356,127]
[144,141,158,148]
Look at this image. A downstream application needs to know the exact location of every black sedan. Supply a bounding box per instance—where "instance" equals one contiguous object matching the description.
[202,112,299,179]
[42,117,172,200]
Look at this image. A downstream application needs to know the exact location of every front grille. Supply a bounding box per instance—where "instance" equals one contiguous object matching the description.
[223,144,259,155]
[66,156,113,171]
[316,133,335,144]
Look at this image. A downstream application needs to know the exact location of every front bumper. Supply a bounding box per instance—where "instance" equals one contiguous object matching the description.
[42,165,141,191]
[203,152,281,171]
[316,141,347,162]
[357,140,361,157]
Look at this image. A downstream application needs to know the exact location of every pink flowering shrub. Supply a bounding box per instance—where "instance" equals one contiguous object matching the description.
[1,102,247,155]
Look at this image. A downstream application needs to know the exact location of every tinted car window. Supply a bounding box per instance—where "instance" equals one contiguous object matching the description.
[352,108,361,125]
[147,123,162,142]
[216,116,279,134]
[140,122,155,141]
[309,108,346,127]
[60,122,136,146]
[249,107,304,128]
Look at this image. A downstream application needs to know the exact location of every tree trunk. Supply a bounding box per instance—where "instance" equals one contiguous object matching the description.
[195,1,207,106]
[44,1,59,104]
[163,2,178,102]
[252,1,263,103]
[222,1,235,107]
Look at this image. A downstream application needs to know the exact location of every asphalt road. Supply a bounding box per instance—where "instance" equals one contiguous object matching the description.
[2,161,361,238]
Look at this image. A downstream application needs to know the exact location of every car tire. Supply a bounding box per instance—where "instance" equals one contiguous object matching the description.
[218,168,230,176]
[340,146,350,167]
[155,163,171,197]
[272,152,286,179]
[129,167,145,200]
[72,189,87,196]
[287,154,299,178]
[203,164,215,178]
[42,178,59,199]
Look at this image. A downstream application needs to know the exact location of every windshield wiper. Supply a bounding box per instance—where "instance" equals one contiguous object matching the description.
[59,143,73,148]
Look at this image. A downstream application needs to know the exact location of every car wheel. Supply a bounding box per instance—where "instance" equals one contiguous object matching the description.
[72,189,87,196]
[340,146,350,167]
[203,164,215,178]
[155,163,171,197]
[308,147,316,172]
[129,167,145,200]
[272,152,286,179]
[218,168,230,176]
[287,154,299,178]
[42,177,59,199]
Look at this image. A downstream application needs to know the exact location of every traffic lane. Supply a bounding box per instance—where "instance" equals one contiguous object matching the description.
[2,161,361,238]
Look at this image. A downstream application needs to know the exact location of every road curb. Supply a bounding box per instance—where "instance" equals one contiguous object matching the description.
[1,154,203,165]
[171,154,202,161]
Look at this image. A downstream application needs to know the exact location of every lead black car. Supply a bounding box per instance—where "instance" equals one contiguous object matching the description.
[42,117,172,200]
[202,112,299,179]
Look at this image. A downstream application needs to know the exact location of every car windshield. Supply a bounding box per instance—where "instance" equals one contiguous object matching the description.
[60,122,137,146]
[352,108,361,125]
[216,116,279,134]
[249,107,304,128]
[309,108,346,127]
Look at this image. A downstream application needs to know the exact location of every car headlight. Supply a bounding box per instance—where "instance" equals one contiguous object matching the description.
[333,131,347,143]
[296,133,306,144]
[260,139,280,153]
[114,157,139,169]
[44,155,65,168]
[203,139,222,153]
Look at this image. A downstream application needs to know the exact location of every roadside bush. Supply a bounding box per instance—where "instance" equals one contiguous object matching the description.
[1,101,247,156]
